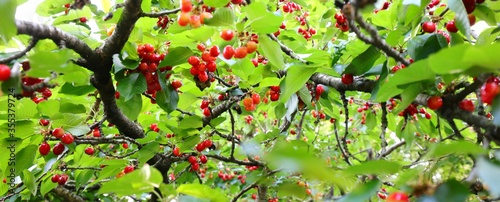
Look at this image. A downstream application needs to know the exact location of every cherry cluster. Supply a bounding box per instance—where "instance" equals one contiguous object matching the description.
[157,16,169,29]
[150,123,160,132]
[188,44,219,83]
[200,99,212,117]
[177,0,213,28]
[245,115,253,124]
[281,1,302,13]
[187,154,207,171]
[334,13,349,32]
[18,62,53,104]
[311,110,326,119]
[51,174,69,185]
[242,93,261,111]
[297,26,316,40]
[195,139,213,152]
[38,127,74,156]
[268,86,281,101]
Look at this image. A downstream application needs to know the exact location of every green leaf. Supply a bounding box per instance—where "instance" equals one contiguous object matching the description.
[98,164,163,196]
[407,33,448,61]
[448,0,471,40]
[344,160,402,175]
[231,57,254,81]
[280,64,317,102]
[343,45,381,75]
[116,73,147,101]
[337,180,381,202]
[27,49,74,77]
[155,85,179,114]
[392,84,424,114]
[138,142,160,166]
[474,5,497,26]
[244,2,283,34]
[476,157,500,197]
[116,93,142,120]
[176,184,229,202]
[158,47,193,67]
[477,27,500,46]
[15,145,37,176]
[113,54,140,73]
[53,6,93,25]
[22,170,37,196]
[202,0,230,8]
[40,176,57,196]
[259,34,285,70]
[416,179,469,202]
[491,96,500,127]
[58,83,95,95]
[179,116,203,129]
[141,0,151,12]
[204,8,235,27]
[428,141,486,157]
[0,0,17,44]
[37,100,60,117]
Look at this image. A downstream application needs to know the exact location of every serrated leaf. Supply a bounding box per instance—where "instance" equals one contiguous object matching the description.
[138,142,160,166]
[15,145,37,176]
[448,0,471,40]
[259,35,285,70]
[116,73,147,101]
[177,184,229,202]
[280,64,317,102]
[116,93,142,120]
[22,170,37,196]
[408,33,448,61]
[204,8,235,26]
[113,54,140,73]
[155,85,179,114]
[231,57,254,81]
[343,45,381,75]
[158,47,193,67]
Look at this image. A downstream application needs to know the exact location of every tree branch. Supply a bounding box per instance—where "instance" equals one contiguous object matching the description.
[140,8,181,17]
[0,37,39,64]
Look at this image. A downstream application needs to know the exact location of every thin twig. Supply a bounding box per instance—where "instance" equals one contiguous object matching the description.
[0,37,39,64]
[228,109,236,159]
[140,8,181,17]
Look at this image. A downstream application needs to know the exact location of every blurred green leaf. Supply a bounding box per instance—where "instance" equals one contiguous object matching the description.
[337,180,381,202]
[343,45,381,75]
[416,179,469,202]
[428,141,486,157]
[203,0,230,8]
[344,160,402,175]
[0,0,17,44]
[408,34,448,61]
[158,47,193,67]
[448,0,471,40]
[204,8,235,27]
[177,184,229,202]
[98,164,163,196]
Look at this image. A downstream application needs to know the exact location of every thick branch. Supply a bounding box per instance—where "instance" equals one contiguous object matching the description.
[52,186,85,202]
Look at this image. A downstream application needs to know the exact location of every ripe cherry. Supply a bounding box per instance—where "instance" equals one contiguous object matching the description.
[481,82,500,105]
[79,17,87,23]
[189,15,202,28]
[427,96,443,110]
[422,22,436,33]
[200,155,208,164]
[243,97,254,108]
[39,142,51,156]
[446,20,458,33]
[222,45,235,59]
[61,133,74,144]
[270,93,280,101]
[85,147,95,155]
[203,107,211,116]
[206,61,217,72]
[210,46,220,57]
[252,94,261,104]
[51,174,60,183]
[459,99,475,112]
[463,0,476,13]
[316,85,325,100]
[150,123,159,132]
[202,139,213,148]
[188,156,197,164]
[58,174,68,185]
[39,119,50,126]
[181,0,192,12]
[122,143,129,149]
[341,74,354,85]
[173,147,181,156]
[93,128,101,137]
[42,89,52,98]
[378,192,387,199]
[234,47,248,59]
[200,100,210,109]
[53,142,65,155]
[196,143,205,152]
[191,162,200,171]
[0,64,11,81]
[197,44,206,52]
[387,191,409,202]
[220,30,235,41]
[52,128,65,139]
[172,80,182,89]
[124,165,134,174]
[198,71,209,82]
[178,12,190,26]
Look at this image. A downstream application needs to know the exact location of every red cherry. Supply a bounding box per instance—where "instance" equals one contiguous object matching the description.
[178,12,190,26]
[206,61,217,72]
[39,119,50,126]
[210,46,220,57]
[468,14,476,26]
[173,147,181,156]
[252,94,261,104]
[61,134,74,144]
[53,142,65,155]
[243,97,254,108]
[270,93,280,101]
[115,91,121,99]
[197,44,206,52]
[234,47,248,59]
[202,139,213,148]
[51,174,60,183]
[52,128,65,139]
[0,64,12,81]
[316,85,325,100]
[203,107,211,117]
[79,17,87,23]
[459,99,475,112]
[188,156,197,164]
[481,82,500,105]
[222,45,235,59]
[201,52,215,62]
[341,74,354,85]
[200,100,210,109]
[378,192,387,199]
[422,22,436,33]
[150,123,159,131]
[58,174,68,185]
[446,20,458,33]
[191,162,200,171]
[462,0,476,13]
[427,96,443,110]
[92,128,101,137]
[172,80,183,89]
[198,71,209,82]
[42,89,52,98]
[181,0,192,12]
[220,30,235,41]
[39,142,51,156]
[387,191,409,202]
[85,147,95,155]
[200,155,208,164]
[124,165,134,174]
[122,143,129,149]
